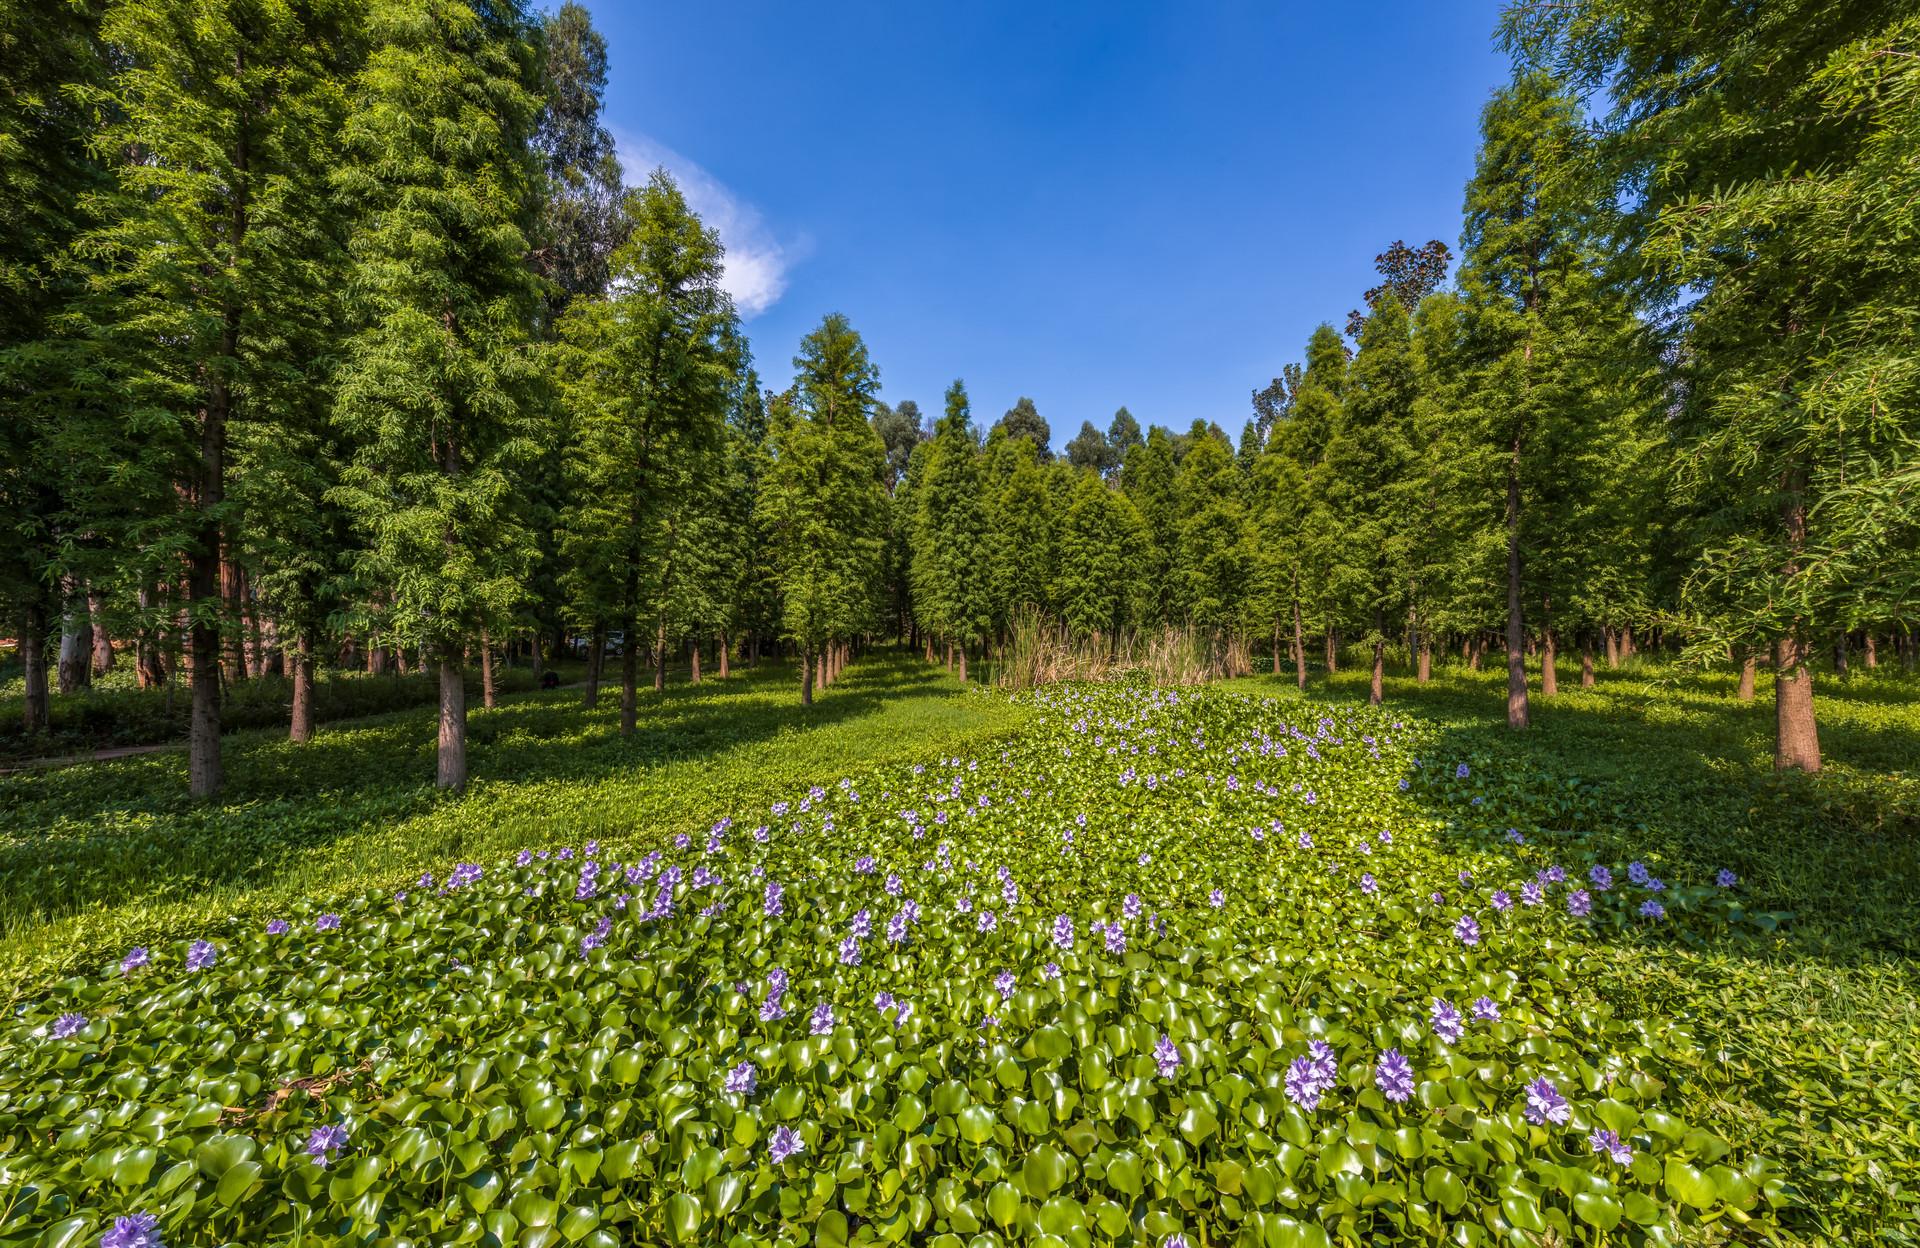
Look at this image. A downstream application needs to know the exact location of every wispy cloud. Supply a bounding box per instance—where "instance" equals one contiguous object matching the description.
[614,130,804,318]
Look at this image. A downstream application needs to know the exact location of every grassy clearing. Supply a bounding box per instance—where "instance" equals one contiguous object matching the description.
[0,653,1030,989]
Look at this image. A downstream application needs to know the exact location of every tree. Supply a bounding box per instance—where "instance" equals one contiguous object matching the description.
[994,396,1052,460]
[531,1,623,311]
[1055,470,1141,643]
[910,381,993,678]
[1173,421,1253,660]
[984,436,1056,637]
[1119,427,1178,628]
[332,0,546,790]
[871,399,923,493]
[553,171,738,732]
[1508,0,1920,769]
[1107,406,1143,463]
[1064,420,1116,476]
[1347,239,1453,338]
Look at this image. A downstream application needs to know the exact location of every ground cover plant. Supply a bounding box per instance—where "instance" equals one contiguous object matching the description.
[6,659,1913,1247]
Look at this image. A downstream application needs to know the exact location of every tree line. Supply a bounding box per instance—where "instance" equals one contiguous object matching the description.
[3,0,1913,797]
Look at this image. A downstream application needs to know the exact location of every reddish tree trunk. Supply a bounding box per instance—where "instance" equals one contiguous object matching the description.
[653,622,666,693]
[1541,627,1558,697]
[1417,638,1431,683]
[1605,629,1619,668]
[290,629,315,743]
[1291,583,1307,690]
[1272,623,1282,676]
[1774,637,1821,771]
[690,639,703,684]
[19,605,50,732]
[1504,449,1530,730]
[622,615,639,736]
[958,644,968,682]
[718,632,730,679]
[1369,639,1384,705]
[480,628,496,708]
[801,645,814,706]
[1863,633,1877,669]
[1324,628,1337,673]
[88,590,114,675]
[437,653,466,789]
[1737,647,1757,702]
[1580,640,1595,688]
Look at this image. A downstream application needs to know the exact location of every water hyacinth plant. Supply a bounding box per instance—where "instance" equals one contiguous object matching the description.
[1,683,1800,1245]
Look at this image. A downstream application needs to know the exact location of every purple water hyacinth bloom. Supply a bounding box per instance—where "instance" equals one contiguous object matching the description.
[1138,852,1152,865]
[954,895,973,915]
[893,999,914,1027]
[1398,778,1410,791]
[1506,828,1525,844]
[851,909,872,939]
[1209,888,1226,908]
[1002,879,1019,907]
[419,872,435,890]
[1520,882,1543,907]
[1162,1236,1191,1248]
[1628,861,1651,886]
[1543,865,1566,884]
[854,855,875,874]
[1042,961,1061,981]
[725,1061,757,1095]
[1284,1055,1324,1110]
[902,897,922,923]
[99,1212,164,1248]
[52,1012,86,1039]
[315,913,340,932]
[1568,889,1592,917]
[1296,831,1314,850]
[1360,873,1377,896]
[1523,1076,1571,1125]
[810,1003,835,1036]
[839,937,861,966]
[1154,1033,1180,1078]
[1430,998,1464,1043]
[1645,876,1666,892]
[1640,899,1667,919]
[1455,763,1470,779]
[122,947,150,972]
[977,910,997,933]
[305,1124,348,1168]
[768,1125,804,1164]
[1052,915,1074,949]
[1376,1048,1414,1102]
[1430,892,1445,906]
[763,880,784,917]
[558,847,574,861]
[186,941,216,972]
[1589,865,1612,890]
[1454,915,1481,946]
[1123,893,1143,920]
[995,970,1015,999]
[516,849,534,866]
[1105,924,1126,955]
[1717,868,1738,887]
[1491,890,1513,912]
[1380,829,1393,844]
[759,996,787,1022]
[886,912,909,944]
[1590,1128,1634,1164]
[885,873,903,895]
[1471,996,1500,1022]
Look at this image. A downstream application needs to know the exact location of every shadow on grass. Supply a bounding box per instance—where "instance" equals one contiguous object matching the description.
[0,653,988,949]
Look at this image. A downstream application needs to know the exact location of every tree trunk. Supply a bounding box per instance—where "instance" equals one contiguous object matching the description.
[718,632,730,679]
[88,589,114,675]
[1737,647,1757,702]
[622,615,639,736]
[653,621,666,692]
[480,628,496,709]
[1832,633,1848,675]
[690,639,702,684]
[1504,449,1530,730]
[1605,628,1619,668]
[1621,626,1636,662]
[530,630,545,682]
[1369,639,1384,705]
[958,644,968,682]
[1469,635,1483,672]
[945,640,954,671]
[801,645,814,706]
[1900,629,1916,673]
[436,654,467,789]
[584,625,605,708]
[1863,632,1877,669]
[220,552,246,685]
[1272,623,1282,676]
[1580,640,1595,688]
[1773,637,1821,771]
[19,605,50,732]
[1291,578,1307,690]
[1324,628,1337,673]
[1417,638,1431,683]
[188,466,225,799]
[290,629,315,743]
[1541,627,1557,697]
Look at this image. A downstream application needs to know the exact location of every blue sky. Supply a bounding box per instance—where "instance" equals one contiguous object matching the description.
[585,1,1511,448]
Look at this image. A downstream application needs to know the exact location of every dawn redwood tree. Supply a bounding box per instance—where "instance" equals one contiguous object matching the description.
[984,435,1057,638]
[553,171,737,732]
[332,0,546,790]
[1172,421,1253,662]
[74,0,350,794]
[1508,0,1920,770]
[910,381,993,679]
[1054,469,1141,644]
[1118,427,1178,630]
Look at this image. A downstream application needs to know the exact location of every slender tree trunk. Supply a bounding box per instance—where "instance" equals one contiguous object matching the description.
[1541,626,1558,697]
[690,639,702,684]
[1774,637,1821,771]
[188,442,226,798]
[1272,622,1282,676]
[621,614,639,736]
[1324,628,1337,674]
[958,644,969,682]
[718,632,730,679]
[584,625,604,709]
[1291,577,1307,690]
[1504,448,1530,730]
[1369,639,1384,705]
[945,640,953,671]
[1580,639,1595,688]
[1621,626,1636,662]
[290,629,315,744]
[1832,633,1849,675]
[58,607,89,695]
[1470,635,1483,672]
[19,605,50,732]
[1605,628,1619,668]
[801,644,814,706]
[88,589,114,675]
[1900,628,1916,673]
[220,551,246,685]
[653,621,666,692]
[436,653,466,790]
[480,628,496,708]
[1737,647,1757,702]
[1863,632,1877,669]
[530,630,544,682]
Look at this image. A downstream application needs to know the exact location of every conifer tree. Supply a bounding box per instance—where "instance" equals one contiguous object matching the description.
[910,381,993,678]
[1119,427,1178,629]
[1173,421,1252,661]
[1055,470,1141,644]
[332,0,546,789]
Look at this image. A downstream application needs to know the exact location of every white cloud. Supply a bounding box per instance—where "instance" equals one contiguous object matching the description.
[614,130,802,318]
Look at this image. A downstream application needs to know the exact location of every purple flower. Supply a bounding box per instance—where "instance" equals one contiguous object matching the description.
[838,937,860,966]
[1640,899,1666,920]
[1154,1033,1180,1078]
[1052,914,1074,949]
[1628,861,1651,887]
[767,1125,805,1165]
[977,910,998,933]
[1523,1076,1571,1125]
[121,947,150,973]
[1589,865,1612,891]
[994,970,1015,999]
[52,1012,86,1039]
[1520,882,1543,907]
[1209,888,1225,907]
[99,1213,164,1248]
[1491,890,1512,912]
[1042,961,1061,981]
[1284,1055,1325,1110]
[1297,830,1314,850]
[763,880,784,917]
[725,1061,757,1095]
[305,1124,348,1168]
[885,872,903,896]
[1542,865,1566,884]
[315,913,341,932]
[1506,828,1525,845]
[886,912,909,944]
[1716,868,1738,888]
[1104,924,1126,955]
[1471,996,1500,1022]
[1455,763,1470,779]
[810,1003,835,1036]
[1375,1048,1414,1103]
[1122,893,1143,920]
[185,941,216,972]
[1430,998,1464,1044]
[1590,1128,1633,1164]
[1360,874,1377,895]
[1454,915,1481,947]
[1568,889,1592,917]
[851,909,872,938]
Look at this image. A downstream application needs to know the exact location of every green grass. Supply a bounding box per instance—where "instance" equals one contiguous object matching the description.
[0,653,1031,989]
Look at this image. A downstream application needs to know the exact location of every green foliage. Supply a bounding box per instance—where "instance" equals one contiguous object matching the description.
[909,382,994,652]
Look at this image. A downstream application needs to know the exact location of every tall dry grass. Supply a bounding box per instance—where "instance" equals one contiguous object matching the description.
[993,611,1254,690]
